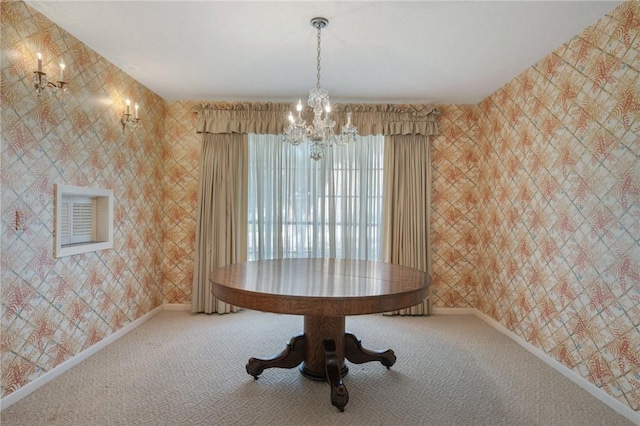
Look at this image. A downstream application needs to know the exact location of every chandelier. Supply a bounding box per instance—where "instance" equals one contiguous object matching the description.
[283,17,358,161]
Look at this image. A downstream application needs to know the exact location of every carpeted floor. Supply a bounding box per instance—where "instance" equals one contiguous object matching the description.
[0,310,634,425]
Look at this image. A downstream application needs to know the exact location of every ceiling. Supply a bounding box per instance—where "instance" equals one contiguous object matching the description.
[26,1,621,105]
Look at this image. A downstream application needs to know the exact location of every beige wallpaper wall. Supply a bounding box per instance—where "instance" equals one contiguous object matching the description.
[475,2,639,411]
[1,0,637,415]
[1,1,166,397]
[430,105,480,308]
[159,102,482,310]
[161,101,200,303]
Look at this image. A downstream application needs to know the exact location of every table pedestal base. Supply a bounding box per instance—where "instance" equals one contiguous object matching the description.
[245,315,396,411]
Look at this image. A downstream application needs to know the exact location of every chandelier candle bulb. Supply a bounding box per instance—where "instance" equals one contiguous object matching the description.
[134,102,139,119]
[37,53,42,72]
[125,99,130,115]
[59,63,65,81]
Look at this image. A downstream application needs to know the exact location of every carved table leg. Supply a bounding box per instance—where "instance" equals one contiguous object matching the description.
[300,316,348,380]
[324,339,349,412]
[344,333,396,368]
[246,323,396,412]
[246,334,306,379]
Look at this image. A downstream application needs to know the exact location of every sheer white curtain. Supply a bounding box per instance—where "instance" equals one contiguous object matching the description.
[247,134,384,261]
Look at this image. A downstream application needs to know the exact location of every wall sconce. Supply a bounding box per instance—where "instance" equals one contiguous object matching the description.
[120,99,142,132]
[33,52,68,96]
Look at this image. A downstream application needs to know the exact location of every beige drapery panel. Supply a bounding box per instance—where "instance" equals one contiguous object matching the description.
[192,102,437,315]
[191,132,248,314]
[382,135,433,316]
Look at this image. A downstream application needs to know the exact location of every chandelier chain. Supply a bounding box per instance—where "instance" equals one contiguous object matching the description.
[316,23,322,90]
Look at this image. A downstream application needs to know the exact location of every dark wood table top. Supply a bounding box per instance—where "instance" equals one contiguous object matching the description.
[210,258,431,316]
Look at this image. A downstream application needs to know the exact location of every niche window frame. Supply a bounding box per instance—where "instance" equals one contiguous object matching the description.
[54,184,113,258]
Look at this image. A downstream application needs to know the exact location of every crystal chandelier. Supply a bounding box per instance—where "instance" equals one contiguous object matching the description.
[283,17,358,161]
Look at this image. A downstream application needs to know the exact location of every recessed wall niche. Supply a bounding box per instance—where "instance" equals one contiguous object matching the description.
[54,184,113,258]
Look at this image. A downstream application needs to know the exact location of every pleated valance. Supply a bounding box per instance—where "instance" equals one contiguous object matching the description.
[194,101,439,136]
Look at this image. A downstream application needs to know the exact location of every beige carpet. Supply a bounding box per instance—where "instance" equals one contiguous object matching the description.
[1,310,633,426]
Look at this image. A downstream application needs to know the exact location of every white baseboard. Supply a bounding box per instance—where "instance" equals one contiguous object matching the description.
[162,303,191,311]
[0,303,181,411]
[431,307,476,315]
[470,308,639,425]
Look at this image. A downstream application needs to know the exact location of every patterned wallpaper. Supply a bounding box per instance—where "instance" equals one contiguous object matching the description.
[430,104,480,309]
[1,1,166,398]
[161,101,200,304]
[475,1,640,412]
[1,0,638,416]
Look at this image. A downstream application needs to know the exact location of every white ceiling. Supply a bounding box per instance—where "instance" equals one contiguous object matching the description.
[26,1,621,105]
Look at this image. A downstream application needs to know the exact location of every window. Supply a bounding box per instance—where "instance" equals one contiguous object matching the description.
[247,134,384,261]
[54,184,113,257]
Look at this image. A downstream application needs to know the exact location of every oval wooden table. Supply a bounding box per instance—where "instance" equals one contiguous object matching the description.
[209,258,431,412]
